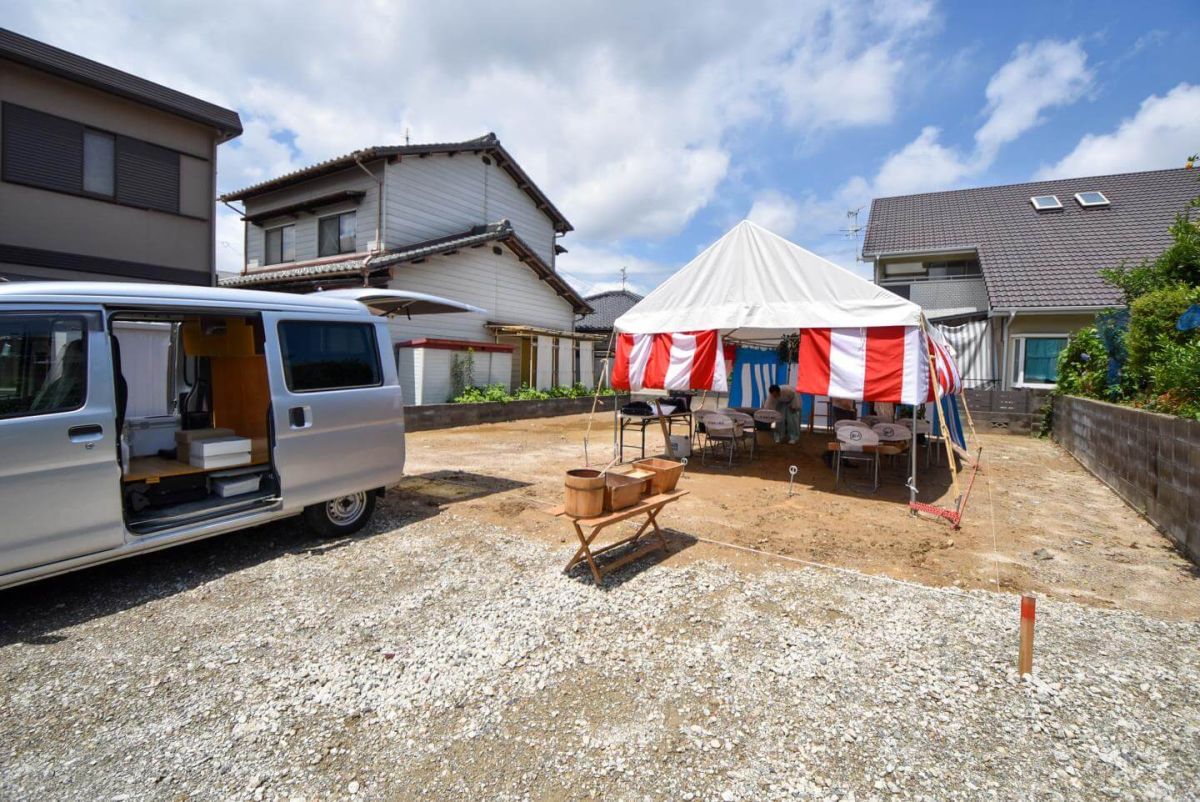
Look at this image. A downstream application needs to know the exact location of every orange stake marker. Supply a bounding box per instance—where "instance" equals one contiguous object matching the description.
[1018,594,1036,675]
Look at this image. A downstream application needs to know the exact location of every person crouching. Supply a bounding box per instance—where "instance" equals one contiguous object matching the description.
[764,384,802,444]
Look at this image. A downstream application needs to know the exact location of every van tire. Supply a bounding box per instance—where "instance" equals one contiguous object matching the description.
[303,491,376,538]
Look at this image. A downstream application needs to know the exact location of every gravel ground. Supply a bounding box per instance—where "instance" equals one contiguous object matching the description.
[2,497,1198,801]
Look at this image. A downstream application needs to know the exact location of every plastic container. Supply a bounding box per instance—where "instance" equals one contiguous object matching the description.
[564,469,605,517]
[632,457,685,494]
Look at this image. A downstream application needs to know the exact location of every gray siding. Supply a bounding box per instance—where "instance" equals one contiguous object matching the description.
[385,246,574,344]
[244,164,382,268]
[384,153,556,266]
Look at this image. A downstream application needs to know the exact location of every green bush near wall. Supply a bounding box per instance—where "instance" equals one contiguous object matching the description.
[1057,191,1200,420]
[452,383,616,404]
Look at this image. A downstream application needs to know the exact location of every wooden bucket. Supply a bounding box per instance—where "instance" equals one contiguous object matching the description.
[564,469,605,517]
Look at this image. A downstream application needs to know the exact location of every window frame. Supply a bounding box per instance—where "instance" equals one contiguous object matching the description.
[317,211,357,257]
[1029,195,1062,211]
[1012,334,1069,389]
[0,102,203,220]
[264,224,296,266]
[82,128,116,198]
[1074,191,1110,208]
[0,313,89,420]
[276,320,383,393]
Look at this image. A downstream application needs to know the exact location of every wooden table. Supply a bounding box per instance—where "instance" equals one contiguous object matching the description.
[548,490,688,584]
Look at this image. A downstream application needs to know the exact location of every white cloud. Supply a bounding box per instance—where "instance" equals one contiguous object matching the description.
[746,190,802,237]
[556,243,672,297]
[3,0,940,266]
[1035,83,1200,179]
[872,126,976,197]
[975,39,1092,160]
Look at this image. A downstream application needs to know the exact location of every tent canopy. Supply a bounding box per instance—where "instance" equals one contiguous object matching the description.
[614,220,923,338]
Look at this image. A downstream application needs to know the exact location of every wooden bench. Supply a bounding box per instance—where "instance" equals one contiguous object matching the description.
[547,490,688,584]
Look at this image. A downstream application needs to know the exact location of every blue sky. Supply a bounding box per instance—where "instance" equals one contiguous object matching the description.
[3,1,1197,292]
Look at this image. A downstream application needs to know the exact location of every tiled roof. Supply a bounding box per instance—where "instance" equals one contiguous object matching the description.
[219,221,591,313]
[576,289,643,332]
[219,133,572,233]
[863,168,1200,309]
[0,28,242,139]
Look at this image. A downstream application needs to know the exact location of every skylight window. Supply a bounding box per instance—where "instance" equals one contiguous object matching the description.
[1030,195,1062,211]
[1074,191,1110,208]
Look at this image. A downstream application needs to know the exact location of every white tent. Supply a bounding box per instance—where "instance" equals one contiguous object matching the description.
[615,220,922,339]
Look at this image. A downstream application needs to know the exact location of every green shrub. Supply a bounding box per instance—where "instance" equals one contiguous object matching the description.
[1147,340,1200,419]
[513,384,551,401]
[1102,204,1200,304]
[450,382,617,404]
[1055,326,1108,398]
[1124,285,1200,390]
[449,349,476,398]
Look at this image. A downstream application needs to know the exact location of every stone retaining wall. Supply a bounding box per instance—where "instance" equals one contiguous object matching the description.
[1052,395,1199,564]
[404,395,628,432]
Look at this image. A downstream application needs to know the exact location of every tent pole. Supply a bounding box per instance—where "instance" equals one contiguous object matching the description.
[909,401,918,507]
[924,322,961,501]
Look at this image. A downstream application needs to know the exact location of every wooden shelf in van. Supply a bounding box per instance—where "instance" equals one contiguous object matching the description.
[123,455,268,483]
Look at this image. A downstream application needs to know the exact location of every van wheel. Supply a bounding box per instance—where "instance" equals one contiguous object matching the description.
[303,491,376,538]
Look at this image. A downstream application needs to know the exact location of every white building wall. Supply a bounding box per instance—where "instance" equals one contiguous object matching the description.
[243,163,383,269]
[384,153,556,266]
[557,338,573,386]
[536,335,553,390]
[579,341,594,389]
[385,246,575,344]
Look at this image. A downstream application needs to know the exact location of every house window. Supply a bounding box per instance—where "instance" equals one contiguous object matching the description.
[1,103,184,214]
[318,211,356,257]
[82,130,115,196]
[265,225,295,265]
[1013,336,1068,387]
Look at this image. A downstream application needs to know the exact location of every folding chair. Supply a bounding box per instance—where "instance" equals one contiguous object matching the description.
[835,424,880,491]
[753,408,783,446]
[872,422,911,471]
[724,410,757,460]
[701,413,738,466]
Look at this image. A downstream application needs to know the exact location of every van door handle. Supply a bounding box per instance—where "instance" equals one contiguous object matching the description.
[288,406,311,429]
[68,424,104,443]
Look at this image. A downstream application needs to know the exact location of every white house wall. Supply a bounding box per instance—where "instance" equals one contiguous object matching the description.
[385,246,575,344]
[384,153,556,266]
[244,164,383,268]
[579,341,594,388]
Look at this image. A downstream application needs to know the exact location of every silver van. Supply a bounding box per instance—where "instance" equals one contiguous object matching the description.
[0,282,479,590]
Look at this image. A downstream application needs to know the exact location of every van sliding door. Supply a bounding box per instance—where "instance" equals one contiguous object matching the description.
[261,312,405,511]
[0,309,125,575]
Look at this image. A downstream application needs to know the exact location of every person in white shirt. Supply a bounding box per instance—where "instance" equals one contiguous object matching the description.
[763,384,802,443]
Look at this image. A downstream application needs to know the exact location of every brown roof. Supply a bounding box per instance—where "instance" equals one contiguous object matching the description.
[0,28,242,140]
[863,167,1200,309]
[219,133,572,233]
[219,220,591,314]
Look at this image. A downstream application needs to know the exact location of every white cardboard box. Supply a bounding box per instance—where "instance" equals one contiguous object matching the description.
[188,452,251,469]
[212,474,261,497]
[191,436,252,458]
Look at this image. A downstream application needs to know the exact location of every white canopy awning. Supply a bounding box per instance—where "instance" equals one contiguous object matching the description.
[615,220,923,338]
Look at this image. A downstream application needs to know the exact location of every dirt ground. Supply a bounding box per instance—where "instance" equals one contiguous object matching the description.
[399,412,1200,621]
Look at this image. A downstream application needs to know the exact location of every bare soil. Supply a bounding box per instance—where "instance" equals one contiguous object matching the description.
[399,412,1200,620]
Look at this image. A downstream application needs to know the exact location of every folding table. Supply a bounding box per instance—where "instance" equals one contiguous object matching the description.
[547,490,688,583]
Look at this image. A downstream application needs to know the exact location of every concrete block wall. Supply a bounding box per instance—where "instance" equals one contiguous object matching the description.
[962,388,1052,435]
[404,394,627,432]
[1052,395,1200,565]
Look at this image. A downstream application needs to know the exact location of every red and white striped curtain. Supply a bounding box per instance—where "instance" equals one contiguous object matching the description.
[795,325,961,404]
[612,330,728,392]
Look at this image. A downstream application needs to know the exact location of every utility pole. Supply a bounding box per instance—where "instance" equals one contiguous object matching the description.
[620,266,628,291]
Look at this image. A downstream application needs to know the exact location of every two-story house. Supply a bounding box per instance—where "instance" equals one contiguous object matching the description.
[863,168,1199,389]
[218,134,597,404]
[0,28,242,285]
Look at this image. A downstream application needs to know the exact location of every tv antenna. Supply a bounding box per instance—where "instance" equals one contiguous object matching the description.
[620,266,628,290]
[841,206,865,262]
[404,127,411,145]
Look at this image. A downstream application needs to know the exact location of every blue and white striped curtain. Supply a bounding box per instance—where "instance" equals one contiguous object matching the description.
[729,346,788,407]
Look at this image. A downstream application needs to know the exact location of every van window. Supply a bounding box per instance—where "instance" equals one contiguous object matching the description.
[0,315,87,418]
[278,321,381,392]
